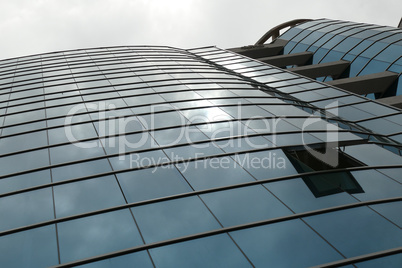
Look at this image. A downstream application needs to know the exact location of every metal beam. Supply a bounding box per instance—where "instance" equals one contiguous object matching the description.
[257,51,313,68]
[376,95,402,109]
[255,19,313,45]
[228,39,287,59]
[289,60,350,79]
[327,71,399,95]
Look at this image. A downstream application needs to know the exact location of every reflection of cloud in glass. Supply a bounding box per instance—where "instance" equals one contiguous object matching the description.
[57,209,143,263]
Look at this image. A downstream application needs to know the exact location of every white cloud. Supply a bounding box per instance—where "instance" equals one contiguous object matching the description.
[0,0,400,60]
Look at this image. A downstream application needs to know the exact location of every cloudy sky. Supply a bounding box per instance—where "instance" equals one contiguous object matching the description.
[1,0,401,60]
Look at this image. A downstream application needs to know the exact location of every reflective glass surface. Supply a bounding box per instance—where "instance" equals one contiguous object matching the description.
[305,206,402,258]
[117,165,192,203]
[132,196,221,243]
[54,175,126,217]
[201,185,292,226]
[58,209,143,263]
[230,219,342,267]
[0,43,401,267]
[150,234,252,267]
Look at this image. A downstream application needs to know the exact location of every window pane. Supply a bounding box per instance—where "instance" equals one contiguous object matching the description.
[0,225,59,267]
[350,170,402,201]
[48,123,97,145]
[0,149,49,176]
[344,144,402,166]
[101,132,155,155]
[265,177,357,213]
[49,142,105,164]
[151,126,208,147]
[150,234,252,268]
[108,150,168,171]
[230,219,342,267]
[117,165,192,203]
[201,185,292,227]
[234,150,298,180]
[132,196,221,243]
[0,188,54,232]
[304,206,402,258]
[57,209,143,263]
[54,175,126,218]
[176,156,255,190]
[164,143,224,160]
[0,170,51,195]
[0,130,48,154]
[51,159,113,182]
[76,251,154,268]
[370,201,402,228]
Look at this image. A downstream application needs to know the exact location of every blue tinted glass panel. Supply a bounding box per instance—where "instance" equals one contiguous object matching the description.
[139,110,189,129]
[0,225,59,267]
[101,132,155,155]
[351,170,402,201]
[108,150,168,171]
[215,136,272,153]
[371,201,402,228]
[304,206,402,258]
[0,170,51,194]
[0,130,48,154]
[117,165,192,203]
[58,209,143,263]
[378,168,402,183]
[54,175,126,218]
[93,117,144,136]
[150,234,252,268]
[49,142,105,164]
[132,196,221,243]
[376,44,402,62]
[77,251,154,268]
[164,143,224,160]
[151,126,208,146]
[351,254,402,268]
[201,185,292,227]
[230,219,342,267]
[51,159,112,182]
[344,144,402,166]
[234,150,298,180]
[349,56,371,77]
[176,156,255,190]
[0,188,54,232]
[265,177,357,213]
[48,123,97,145]
[0,149,49,176]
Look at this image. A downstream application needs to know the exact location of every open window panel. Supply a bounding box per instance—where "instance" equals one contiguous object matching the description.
[284,146,365,198]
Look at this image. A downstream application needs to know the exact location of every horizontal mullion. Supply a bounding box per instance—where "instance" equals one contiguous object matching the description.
[0,138,369,181]
[0,113,322,139]
[0,127,358,158]
[0,100,317,130]
[0,140,384,201]
[50,196,402,268]
[0,165,400,238]
[312,247,402,268]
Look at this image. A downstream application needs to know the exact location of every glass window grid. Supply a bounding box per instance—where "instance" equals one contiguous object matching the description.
[0,45,402,266]
[282,20,346,53]
[1,162,400,266]
[0,94,323,134]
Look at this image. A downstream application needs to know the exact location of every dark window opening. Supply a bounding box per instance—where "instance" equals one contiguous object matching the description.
[285,148,364,198]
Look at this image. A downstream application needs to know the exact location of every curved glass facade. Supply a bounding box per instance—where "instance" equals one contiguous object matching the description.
[278,18,402,98]
[0,45,401,267]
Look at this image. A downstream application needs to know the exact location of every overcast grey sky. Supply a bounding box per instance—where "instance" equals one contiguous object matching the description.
[1,0,401,60]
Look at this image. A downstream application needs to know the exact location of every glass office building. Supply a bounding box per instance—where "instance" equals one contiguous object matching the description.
[0,20,401,267]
